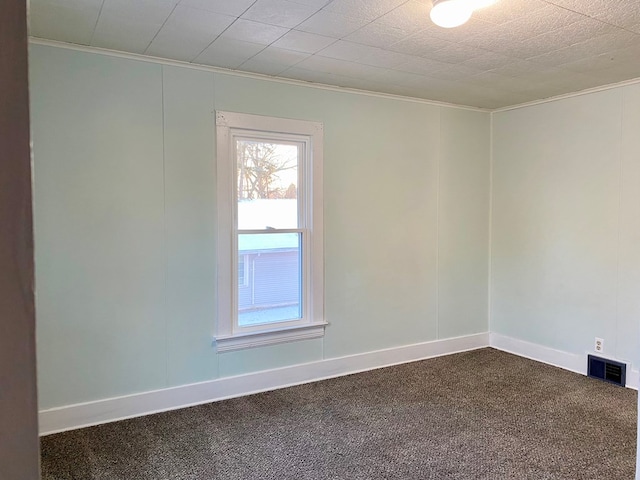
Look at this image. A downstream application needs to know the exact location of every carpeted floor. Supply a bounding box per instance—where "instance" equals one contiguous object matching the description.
[41,348,637,479]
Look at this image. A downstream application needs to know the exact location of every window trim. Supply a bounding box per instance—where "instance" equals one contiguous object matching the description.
[215,111,325,352]
[237,254,248,288]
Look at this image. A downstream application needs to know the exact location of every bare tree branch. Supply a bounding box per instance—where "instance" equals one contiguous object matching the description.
[237,141,297,200]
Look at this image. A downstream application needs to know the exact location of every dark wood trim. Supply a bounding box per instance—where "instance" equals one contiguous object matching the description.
[0,0,40,478]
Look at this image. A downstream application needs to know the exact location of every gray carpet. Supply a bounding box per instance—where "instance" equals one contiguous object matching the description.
[41,348,637,479]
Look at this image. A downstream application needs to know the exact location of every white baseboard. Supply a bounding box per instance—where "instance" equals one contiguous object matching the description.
[39,332,490,436]
[489,333,639,390]
[489,333,586,375]
[40,332,638,435]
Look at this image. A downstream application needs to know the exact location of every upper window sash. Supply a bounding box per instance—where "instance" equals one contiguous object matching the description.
[231,132,309,232]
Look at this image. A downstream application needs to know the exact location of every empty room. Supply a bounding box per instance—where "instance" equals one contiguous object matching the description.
[2,0,640,478]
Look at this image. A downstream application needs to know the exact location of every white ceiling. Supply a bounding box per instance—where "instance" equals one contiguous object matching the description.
[29,0,640,109]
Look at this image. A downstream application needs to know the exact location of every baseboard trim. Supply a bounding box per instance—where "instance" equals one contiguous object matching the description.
[489,333,639,390]
[39,332,490,436]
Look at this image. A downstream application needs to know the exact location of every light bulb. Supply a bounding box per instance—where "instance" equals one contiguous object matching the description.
[430,0,473,28]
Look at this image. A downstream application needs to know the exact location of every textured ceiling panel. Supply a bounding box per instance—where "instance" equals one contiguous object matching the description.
[296,10,369,37]
[179,0,256,16]
[241,0,321,28]
[322,0,408,21]
[240,45,310,75]
[194,37,265,68]
[272,30,336,53]
[29,0,640,109]
[145,6,235,61]
[29,0,103,45]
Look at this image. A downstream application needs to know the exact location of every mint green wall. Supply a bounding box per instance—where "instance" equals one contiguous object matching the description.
[439,109,490,339]
[162,65,218,385]
[30,44,490,410]
[492,85,640,369]
[31,50,167,408]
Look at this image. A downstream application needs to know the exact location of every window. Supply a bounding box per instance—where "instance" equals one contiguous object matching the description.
[215,111,325,352]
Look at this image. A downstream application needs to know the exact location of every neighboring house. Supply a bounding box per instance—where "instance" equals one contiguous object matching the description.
[238,234,299,312]
[237,199,300,320]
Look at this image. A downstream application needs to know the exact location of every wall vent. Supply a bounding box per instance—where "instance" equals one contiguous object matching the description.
[587,355,626,387]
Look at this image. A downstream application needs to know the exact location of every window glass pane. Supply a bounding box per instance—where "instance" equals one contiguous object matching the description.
[236,139,298,230]
[238,233,301,327]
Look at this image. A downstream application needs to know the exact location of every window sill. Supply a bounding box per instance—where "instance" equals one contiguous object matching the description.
[214,322,328,353]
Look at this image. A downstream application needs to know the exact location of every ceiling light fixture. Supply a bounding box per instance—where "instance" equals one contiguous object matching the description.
[430,0,498,28]
[430,0,473,28]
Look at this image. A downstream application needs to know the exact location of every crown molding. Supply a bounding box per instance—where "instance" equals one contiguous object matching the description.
[492,76,640,113]
[28,37,489,113]
[28,38,640,116]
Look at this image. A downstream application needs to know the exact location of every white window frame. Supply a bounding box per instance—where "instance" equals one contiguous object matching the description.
[215,111,325,352]
[237,254,248,288]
